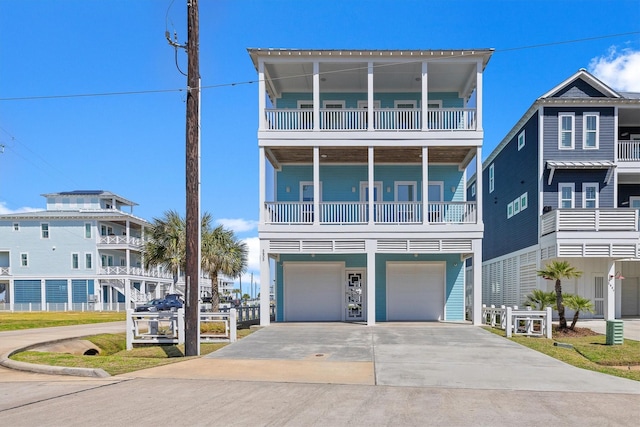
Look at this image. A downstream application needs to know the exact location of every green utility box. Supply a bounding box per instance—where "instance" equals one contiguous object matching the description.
[605,320,624,345]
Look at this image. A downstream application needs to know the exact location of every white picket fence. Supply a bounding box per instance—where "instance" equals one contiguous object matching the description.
[482,304,552,338]
[126,308,237,350]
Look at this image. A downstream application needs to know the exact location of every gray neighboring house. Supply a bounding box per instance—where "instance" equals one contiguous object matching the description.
[469,69,640,319]
[0,190,173,310]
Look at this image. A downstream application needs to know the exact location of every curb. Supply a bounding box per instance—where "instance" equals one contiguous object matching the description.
[0,338,111,378]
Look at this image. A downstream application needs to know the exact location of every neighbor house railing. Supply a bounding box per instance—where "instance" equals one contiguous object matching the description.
[618,140,640,161]
[100,266,174,279]
[540,208,639,236]
[98,235,144,246]
[0,267,9,276]
[482,304,552,338]
[264,107,476,131]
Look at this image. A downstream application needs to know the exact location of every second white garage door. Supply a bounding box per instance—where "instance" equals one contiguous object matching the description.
[621,278,640,317]
[387,262,445,321]
[284,262,343,322]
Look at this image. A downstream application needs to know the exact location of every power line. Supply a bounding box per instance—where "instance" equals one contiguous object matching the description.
[0,30,638,102]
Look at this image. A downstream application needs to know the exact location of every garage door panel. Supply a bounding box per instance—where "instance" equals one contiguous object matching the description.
[621,278,639,317]
[284,263,342,321]
[387,262,444,321]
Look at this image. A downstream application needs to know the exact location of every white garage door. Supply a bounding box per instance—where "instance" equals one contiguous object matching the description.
[284,263,343,321]
[621,278,639,316]
[387,262,445,321]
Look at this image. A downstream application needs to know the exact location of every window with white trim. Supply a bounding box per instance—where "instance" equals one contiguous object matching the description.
[41,223,49,239]
[559,183,575,208]
[85,223,92,238]
[583,183,599,208]
[20,253,28,267]
[583,113,599,149]
[488,164,495,193]
[520,193,528,211]
[559,113,575,149]
[13,222,19,231]
[507,202,514,218]
[471,183,476,197]
[85,253,93,269]
[72,253,79,269]
[513,197,520,214]
[120,258,126,267]
[517,131,525,151]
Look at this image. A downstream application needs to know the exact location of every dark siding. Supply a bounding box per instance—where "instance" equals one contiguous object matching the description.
[543,107,615,160]
[552,79,608,98]
[619,184,640,207]
[483,114,539,261]
[543,169,612,208]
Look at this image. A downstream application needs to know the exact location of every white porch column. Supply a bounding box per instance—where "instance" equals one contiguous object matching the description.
[366,240,376,326]
[40,279,45,308]
[422,146,428,224]
[421,61,428,130]
[125,220,130,239]
[125,279,131,310]
[67,279,72,307]
[367,62,374,131]
[472,240,483,325]
[605,260,616,320]
[258,59,266,130]
[259,147,266,224]
[259,239,271,326]
[476,61,483,131]
[313,61,320,131]
[9,278,14,311]
[368,146,374,225]
[313,146,320,225]
[475,146,483,224]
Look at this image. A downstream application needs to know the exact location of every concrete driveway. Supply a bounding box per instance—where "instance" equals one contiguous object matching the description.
[132,322,640,394]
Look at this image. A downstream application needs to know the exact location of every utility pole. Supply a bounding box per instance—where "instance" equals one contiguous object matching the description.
[184,0,200,357]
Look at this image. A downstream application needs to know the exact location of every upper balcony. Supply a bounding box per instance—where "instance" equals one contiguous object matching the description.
[249,48,493,139]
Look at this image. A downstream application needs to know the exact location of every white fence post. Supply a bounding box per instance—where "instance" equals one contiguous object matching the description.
[545,307,553,338]
[506,307,513,338]
[177,309,185,345]
[126,309,133,350]
[230,308,237,342]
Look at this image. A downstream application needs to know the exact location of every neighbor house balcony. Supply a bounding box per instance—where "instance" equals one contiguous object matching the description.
[539,208,640,259]
[618,139,640,163]
[264,201,477,225]
[0,266,10,276]
[99,266,173,280]
[98,235,144,247]
[264,107,476,132]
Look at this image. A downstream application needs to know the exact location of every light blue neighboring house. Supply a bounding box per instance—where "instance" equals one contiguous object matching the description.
[249,48,494,325]
[469,69,640,319]
[0,190,174,310]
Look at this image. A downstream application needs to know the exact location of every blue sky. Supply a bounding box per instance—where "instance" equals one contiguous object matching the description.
[1,0,639,286]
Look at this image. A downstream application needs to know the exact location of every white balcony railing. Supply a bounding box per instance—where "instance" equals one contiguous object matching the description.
[540,208,639,236]
[264,107,476,131]
[0,267,9,276]
[98,235,144,246]
[100,266,173,279]
[264,201,477,225]
[618,140,640,161]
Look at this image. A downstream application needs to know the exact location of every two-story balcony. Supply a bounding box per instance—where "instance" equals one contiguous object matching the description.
[540,208,640,259]
[265,201,477,225]
[100,266,173,280]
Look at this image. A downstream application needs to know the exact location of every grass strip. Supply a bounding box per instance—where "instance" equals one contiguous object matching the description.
[0,312,126,331]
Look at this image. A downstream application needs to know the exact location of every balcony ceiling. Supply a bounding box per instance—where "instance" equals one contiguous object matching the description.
[251,48,494,102]
[265,146,475,165]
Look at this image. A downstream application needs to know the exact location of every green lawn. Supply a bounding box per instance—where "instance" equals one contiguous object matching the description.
[11,329,254,376]
[484,327,640,382]
[0,312,126,331]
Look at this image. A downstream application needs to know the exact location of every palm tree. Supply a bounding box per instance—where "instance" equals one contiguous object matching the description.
[201,223,248,310]
[537,261,582,331]
[563,294,595,330]
[143,210,185,292]
[525,289,556,310]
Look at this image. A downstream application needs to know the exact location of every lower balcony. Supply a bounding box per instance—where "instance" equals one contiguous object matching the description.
[264,201,477,225]
[540,208,638,235]
[100,266,173,280]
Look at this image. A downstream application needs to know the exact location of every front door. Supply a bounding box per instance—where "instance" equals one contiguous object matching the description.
[345,269,365,321]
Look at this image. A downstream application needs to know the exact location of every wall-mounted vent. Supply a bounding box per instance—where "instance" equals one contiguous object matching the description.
[334,241,366,252]
[377,240,408,251]
[270,241,301,252]
[302,240,334,252]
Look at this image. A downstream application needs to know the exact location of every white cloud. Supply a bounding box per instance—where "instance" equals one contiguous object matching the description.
[589,47,640,92]
[0,201,40,215]
[216,218,258,233]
